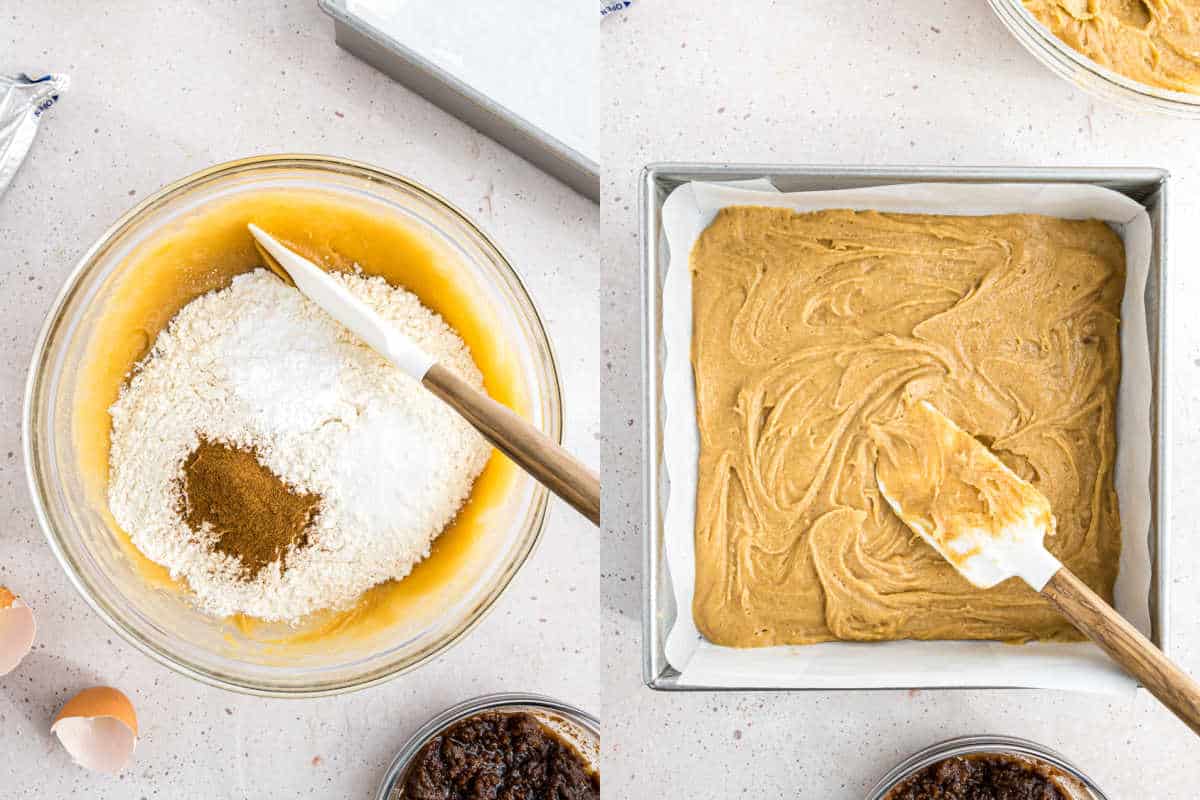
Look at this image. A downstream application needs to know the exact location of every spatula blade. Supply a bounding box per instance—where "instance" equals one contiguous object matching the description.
[246,224,436,380]
[251,237,295,287]
[872,401,1062,591]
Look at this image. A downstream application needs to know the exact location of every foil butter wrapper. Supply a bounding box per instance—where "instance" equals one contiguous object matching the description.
[0,73,68,198]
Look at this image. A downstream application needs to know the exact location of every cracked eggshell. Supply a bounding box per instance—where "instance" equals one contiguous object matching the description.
[0,586,36,676]
[51,687,139,775]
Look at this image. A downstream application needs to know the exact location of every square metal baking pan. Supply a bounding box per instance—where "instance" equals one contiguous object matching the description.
[319,0,598,202]
[639,163,1171,691]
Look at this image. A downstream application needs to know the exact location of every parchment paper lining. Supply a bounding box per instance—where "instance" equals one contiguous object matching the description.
[660,179,1152,692]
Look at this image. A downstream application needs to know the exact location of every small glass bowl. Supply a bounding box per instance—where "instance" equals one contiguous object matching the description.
[24,154,562,696]
[375,692,600,800]
[866,735,1109,800]
[989,0,1200,118]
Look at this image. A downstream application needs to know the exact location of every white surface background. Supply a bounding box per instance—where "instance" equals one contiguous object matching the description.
[0,2,598,797]
[600,1,1200,798]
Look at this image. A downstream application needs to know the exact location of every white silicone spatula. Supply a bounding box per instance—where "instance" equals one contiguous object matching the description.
[874,400,1200,735]
[248,224,600,526]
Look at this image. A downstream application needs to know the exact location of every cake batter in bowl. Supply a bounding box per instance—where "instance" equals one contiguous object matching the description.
[990,0,1200,116]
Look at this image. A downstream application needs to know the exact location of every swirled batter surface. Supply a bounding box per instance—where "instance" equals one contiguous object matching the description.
[1024,0,1200,94]
[690,207,1124,646]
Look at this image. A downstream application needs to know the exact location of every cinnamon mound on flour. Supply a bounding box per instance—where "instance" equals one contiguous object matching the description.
[179,438,321,581]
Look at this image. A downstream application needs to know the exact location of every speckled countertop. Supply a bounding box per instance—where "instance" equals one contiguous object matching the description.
[0,2,597,797]
[600,2,1200,798]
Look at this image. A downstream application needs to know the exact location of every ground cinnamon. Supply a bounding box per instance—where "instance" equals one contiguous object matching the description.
[179,438,320,580]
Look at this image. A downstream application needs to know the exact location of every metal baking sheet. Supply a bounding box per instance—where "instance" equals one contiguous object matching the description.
[318,0,598,202]
[639,163,1170,691]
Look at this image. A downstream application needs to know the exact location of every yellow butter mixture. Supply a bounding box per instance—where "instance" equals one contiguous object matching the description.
[75,190,525,653]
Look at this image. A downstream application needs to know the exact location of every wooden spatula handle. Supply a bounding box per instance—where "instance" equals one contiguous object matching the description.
[423,364,601,526]
[1042,568,1200,735]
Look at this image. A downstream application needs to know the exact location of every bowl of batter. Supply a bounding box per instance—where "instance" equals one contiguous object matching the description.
[989,0,1200,116]
[24,155,562,695]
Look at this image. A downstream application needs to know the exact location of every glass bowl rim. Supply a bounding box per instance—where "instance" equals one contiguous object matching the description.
[22,153,563,698]
[988,0,1200,117]
[374,691,600,800]
[865,734,1110,800]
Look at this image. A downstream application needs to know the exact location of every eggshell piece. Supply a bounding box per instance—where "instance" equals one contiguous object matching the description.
[52,687,138,775]
[0,586,35,676]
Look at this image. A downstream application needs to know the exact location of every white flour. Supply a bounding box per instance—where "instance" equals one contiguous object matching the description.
[107,269,490,621]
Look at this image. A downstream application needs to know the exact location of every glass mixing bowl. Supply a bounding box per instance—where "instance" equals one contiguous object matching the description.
[24,154,561,696]
[866,735,1109,800]
[375,692,600,799]
[989,0,1200,118]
